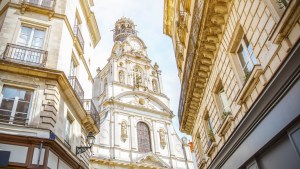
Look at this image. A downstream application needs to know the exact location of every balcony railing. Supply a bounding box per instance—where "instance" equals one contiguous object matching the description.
[83,99,100,127]
[24,0,56,9]
[2,43,47,67]
[73,25,84,51]
[68,76,84,101]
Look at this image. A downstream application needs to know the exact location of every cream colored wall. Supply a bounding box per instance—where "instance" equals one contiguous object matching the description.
[0,72,85,153]
[189,0,300,167]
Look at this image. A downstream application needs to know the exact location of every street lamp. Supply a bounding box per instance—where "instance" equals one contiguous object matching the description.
[76,132,95,155]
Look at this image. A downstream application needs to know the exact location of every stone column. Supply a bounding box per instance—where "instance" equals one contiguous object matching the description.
[152,120,159,153]
[167,123,175,157]
[114,112,120,147]
[130,116,137,150]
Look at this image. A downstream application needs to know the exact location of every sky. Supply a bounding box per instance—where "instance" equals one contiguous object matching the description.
[92,0,190,140]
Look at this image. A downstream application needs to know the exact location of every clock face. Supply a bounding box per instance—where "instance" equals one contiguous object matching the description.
[129,39,142,51]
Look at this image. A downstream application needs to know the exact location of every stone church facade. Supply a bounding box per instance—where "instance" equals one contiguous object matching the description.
[90,18,194,169]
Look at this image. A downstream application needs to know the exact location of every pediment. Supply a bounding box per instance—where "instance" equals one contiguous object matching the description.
[114,91,172,114]
[134,153,170,168]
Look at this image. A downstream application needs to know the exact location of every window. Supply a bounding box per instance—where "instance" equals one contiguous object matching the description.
[0,86,33,125]
[69,58,77,77]
[64,116,72,147]
[264,0,291,21]
[28,0,54,8]
[137,122,151,153]
[17,26,46,49]
[204,112,215,148]
[236,36,258,79]
[13,25,46,64]
[214,80,231,120]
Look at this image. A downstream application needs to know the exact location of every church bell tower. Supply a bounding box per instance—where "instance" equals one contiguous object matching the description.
[91,17,194,169]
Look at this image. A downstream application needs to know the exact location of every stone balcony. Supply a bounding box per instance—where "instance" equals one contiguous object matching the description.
[83,99,100,127]
[1,43,47,67]
[73,25,85,53]
[68,76,85,102]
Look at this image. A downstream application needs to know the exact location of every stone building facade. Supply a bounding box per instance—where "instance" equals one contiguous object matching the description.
[91,18,194,169]
[0,0,100,168]
[164,0,300,168]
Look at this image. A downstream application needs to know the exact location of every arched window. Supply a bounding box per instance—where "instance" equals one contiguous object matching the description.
[137,122,151,153]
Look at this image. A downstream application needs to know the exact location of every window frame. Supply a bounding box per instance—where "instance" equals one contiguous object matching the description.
[64,112,74,148]
[137,121,152,153]
[17,25,47,50]
[69,56,78,77]
[0,85,34,126]
[263,0,291,22]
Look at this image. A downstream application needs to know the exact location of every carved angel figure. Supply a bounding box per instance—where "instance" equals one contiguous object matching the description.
[121,121,128,142]
[159,129,166,149]
[119,71,125,83]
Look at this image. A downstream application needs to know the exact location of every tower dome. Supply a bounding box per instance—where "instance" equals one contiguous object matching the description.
[113,17,137,42]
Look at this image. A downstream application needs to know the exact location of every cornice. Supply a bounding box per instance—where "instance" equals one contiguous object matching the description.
[163,0,175,36]
[179,0,234,134]
[104,99,173,119]
[79,0,101,47]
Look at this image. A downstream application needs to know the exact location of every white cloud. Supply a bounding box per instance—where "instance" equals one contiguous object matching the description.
[92,0,191,140]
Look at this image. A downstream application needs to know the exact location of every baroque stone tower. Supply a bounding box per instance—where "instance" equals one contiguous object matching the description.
[91,18,194,169]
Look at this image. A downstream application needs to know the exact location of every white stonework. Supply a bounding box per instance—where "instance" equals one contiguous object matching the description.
[91,18,194,169]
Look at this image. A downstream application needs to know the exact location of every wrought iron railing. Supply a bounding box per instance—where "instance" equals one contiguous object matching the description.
[73,25,84,51]
[83,99,100,127]
[68,76,84,102]
[24,0,56,9]
[2,43,47,67]
[0,110,29,126]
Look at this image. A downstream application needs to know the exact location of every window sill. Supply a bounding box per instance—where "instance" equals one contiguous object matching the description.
[236,65,263,105]
[198,158,207,169]
[217,114,234,137]
[205,142,217,157]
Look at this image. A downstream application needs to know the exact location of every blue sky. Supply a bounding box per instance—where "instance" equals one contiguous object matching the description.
[92,0,190,140]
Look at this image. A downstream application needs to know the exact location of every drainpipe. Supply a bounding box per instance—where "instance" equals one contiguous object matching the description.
[37,142,43,167]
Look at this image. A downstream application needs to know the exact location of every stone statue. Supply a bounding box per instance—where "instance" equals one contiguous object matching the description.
[152,80,158,92]
[119,71,125,83]
[136,74,142,86]
[159,129,166,149]
[121,121,128,142]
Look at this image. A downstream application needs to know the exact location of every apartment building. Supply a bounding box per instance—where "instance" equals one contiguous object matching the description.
[0,0,101,168]
[164,0,300,168]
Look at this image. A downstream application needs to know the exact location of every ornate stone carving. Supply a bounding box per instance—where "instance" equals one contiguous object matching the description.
[119,70,125,83]
[159,128,166,149]
[121,121,128,142]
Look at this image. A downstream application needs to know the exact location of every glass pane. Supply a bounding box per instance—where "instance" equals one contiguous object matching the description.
[65,118,71,142]
[219,90,230,112]
[250,53,258,65]
[237,45,247,68]
[13,112,27,125]
[0,98,14,111]
[16,101,30,113]
[2,87,32,101]
[0,109,12,123]
[31,29,45,49]
[17,26,32,46]
[245,61,254,73]
[137,122,151,153]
